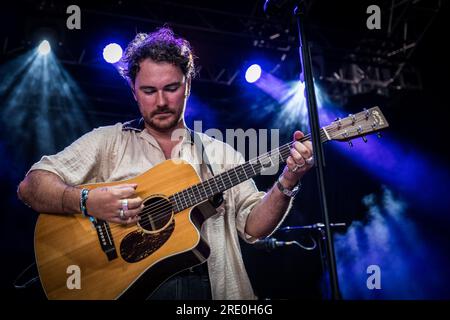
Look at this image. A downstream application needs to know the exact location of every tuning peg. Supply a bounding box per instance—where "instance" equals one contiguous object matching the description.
[362,136,368,143]
[371,123,378,131]
[377,132,382,138]
[348,140,353,147]
[364,108,370,120]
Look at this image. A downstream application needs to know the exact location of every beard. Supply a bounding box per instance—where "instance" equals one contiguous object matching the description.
[144,106,183,132]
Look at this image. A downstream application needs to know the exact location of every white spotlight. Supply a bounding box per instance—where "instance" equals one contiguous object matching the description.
[245,64,262,83]
[38,40,51,56]
[103,43,123,64]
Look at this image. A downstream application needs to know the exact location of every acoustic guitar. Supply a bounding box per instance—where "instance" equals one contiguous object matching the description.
[34,107,389,299]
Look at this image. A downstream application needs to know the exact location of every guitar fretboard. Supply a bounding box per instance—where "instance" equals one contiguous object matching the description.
[169,128,329,213]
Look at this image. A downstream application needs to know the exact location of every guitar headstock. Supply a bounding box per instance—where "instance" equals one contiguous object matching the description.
[324,107,389,144]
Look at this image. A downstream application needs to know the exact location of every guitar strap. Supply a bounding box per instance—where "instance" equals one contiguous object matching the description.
[189,129,224,209]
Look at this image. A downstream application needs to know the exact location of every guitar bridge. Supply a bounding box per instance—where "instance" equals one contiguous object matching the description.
[94,220,117,261]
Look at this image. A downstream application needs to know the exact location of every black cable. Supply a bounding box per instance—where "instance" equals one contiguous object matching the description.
[13,262,39,289]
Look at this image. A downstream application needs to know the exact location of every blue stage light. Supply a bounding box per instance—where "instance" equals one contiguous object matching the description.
[103,43,123,64]
[37,40,51,55]
[245,64,262,83]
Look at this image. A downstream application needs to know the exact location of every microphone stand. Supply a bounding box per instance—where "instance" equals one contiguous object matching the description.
[293,1,342,299]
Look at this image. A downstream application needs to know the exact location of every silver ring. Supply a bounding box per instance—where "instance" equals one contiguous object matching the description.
[305,156,314,165]
[121,199,129,211]
[291,162,305,173]
[119,208,126,220]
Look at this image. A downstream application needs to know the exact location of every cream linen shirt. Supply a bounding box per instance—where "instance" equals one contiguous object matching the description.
[28,118,290,300]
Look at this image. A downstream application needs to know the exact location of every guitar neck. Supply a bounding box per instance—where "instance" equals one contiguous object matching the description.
[170,128,330,212]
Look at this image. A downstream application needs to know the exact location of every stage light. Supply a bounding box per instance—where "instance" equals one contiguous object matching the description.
[37,40,51,55]
[251,75,314,129]
[103,43,123,63]
[245,64,262,83]
[0,49,91,158]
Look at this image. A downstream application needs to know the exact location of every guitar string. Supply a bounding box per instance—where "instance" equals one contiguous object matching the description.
[108,127,343,232]
[109,118,379,232]
[108,142,296,233]
[113,111,377,226]
[108,132,324,232]
[109,121,374,233]
[108,144,294,233]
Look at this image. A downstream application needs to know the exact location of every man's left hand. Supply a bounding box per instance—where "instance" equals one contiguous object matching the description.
[280,130,314,188]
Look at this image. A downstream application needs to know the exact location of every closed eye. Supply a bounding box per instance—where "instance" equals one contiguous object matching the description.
[143,89,156,95]
[139,82,182,95]
[164,84,181,92]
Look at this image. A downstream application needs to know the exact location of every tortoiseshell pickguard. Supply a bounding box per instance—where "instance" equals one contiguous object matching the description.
[120,221,175,263]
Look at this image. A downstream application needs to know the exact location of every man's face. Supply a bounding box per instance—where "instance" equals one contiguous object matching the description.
[133,59,190,132]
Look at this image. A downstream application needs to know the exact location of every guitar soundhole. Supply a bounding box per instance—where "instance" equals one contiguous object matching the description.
[138,196,173,233]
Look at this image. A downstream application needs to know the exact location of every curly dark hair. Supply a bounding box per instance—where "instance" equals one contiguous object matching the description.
[120,27,196,85]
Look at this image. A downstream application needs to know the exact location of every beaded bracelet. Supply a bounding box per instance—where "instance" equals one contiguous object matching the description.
[80,188,90,217]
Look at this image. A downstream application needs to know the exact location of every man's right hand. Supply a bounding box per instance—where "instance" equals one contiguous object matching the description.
[86,183,143,224]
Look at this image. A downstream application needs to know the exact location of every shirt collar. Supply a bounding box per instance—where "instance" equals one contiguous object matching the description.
[122,117,145,132]
[122,117,194,146]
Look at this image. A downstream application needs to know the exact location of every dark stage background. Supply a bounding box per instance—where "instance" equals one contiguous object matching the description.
[1,0,449,300]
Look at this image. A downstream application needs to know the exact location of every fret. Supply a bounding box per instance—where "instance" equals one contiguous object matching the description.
[218,172,227,190]
[232,167,240,184]
[176,196,181,212]
[241,164,249,180]
[269,151,278,166]
[241,165,249,180]
[193,184,202,202]
[182,191,189,209]
[211,176,220,195]
[274,148,283,163]
[279,144,290,161]
[171,194,180,212]
[197,183,205,199]
[225,169,233,189]
[243,163,253,179]
[186,188,195,207]
[252,161,262,175]
[184,191,190,209]
[180,190,187,209]
[177,192,186,211]
[234,166,243,183]
[268,153,275,167]
[169,197,178,212]
[206,179,214,198]
[201,182,208,199]
[197,183,204,200]
[249,160,257,175]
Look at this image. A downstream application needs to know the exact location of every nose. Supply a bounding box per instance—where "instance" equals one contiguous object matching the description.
[156,90,167,107]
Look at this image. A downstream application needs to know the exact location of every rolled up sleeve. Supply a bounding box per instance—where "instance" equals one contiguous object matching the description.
[226,150,264,243]
[230,148,293,243]
[27,126,110,185]
[234,179,266,243]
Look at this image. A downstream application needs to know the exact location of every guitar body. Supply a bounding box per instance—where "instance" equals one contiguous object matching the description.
[34,159,212,300]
